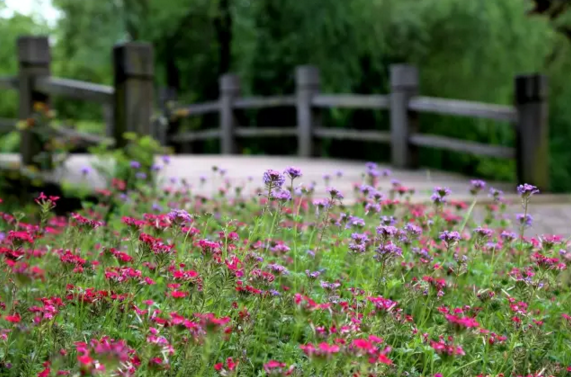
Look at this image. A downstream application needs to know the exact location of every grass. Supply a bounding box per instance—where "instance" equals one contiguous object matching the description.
[0,162,569,377]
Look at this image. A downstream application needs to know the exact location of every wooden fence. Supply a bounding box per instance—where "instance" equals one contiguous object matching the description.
[0,36,550,190]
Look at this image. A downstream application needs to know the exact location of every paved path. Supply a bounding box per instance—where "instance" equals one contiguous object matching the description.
[2,154,570,236]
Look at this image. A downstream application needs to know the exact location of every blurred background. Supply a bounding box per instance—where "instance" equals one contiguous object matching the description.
[1,0,570,190]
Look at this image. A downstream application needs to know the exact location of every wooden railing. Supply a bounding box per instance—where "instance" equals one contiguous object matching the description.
[0,35,550,190]
[165,66,548,189]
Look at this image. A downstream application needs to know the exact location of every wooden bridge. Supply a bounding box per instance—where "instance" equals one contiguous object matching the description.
[0,35,550,194]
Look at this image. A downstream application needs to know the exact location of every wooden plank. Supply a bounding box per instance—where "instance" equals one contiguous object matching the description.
[0,119,17,132]
[173,101,220,118]
[53,127,115,146]
[170,129,221,143]
[313,94,389,109]
[234,96,296,109]
[235,127,297,137]
[409,134,515,158]
[313,127,391,143]
[34,77,113,104]
[409,96,517,123]
[0,76,18,90]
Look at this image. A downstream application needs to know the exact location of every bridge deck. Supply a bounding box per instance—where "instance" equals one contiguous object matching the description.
[1,154,570,236]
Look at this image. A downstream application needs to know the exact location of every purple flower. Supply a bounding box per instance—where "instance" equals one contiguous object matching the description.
[380,216,396,226]
[359,185,374,196]
[267,263,289,275]
[347,216,365,229]
[320,281,341,290]
[335,170,343,178]
[271,189,292,202]
[367,169,380,178]
[516,213,533,228]
[500,231,517,241]
[391,179,401,188]
[327,187,344,200]
[381,169,392,177]
[313,199,331,209]
[135,172,147,180]
[81,166,91,175]
[371,191,385,202]
[470,180,486,194]
[167,209,193,224]
[161,155,171,164]
[130,160,141,169]
[365,162,378,170]
[151,164,161,172]
[404,224,422,238]
[376,225,398,239]
[263,169,285,189]
[365,203,381,214]
[489,187,504,201]
[439,230,461,247]
[152,203,162,212]
[473,227,493,239]
[433,186,451,198]
[351,233,369,244]
[199,175,207,183]
[284,166,302,180]
[517,184,539,199]
[323,174,331,182]
[375,243,402,258]
[305,270,321,279]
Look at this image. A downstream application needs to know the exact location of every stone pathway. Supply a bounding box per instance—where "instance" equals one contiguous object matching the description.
[1,153,570,236]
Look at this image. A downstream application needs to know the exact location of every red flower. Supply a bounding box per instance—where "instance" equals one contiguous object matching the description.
[5,313,21,323]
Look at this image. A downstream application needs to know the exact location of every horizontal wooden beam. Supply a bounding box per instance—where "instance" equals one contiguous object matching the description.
[173,101,220,118]
[0,76,18,90]
[409,96,517,123]
[235,127,297,137]
[314,127,391,143]
[0,118,18,132]
[170,129,221,142]
[34,77,114,104]
[313,94,390,109]
[234,96,296,109]
[53,127,115,146]
[409,134,515,158]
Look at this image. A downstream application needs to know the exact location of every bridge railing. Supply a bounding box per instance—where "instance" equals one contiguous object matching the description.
[167,66,547,189]
[0,35,550,190]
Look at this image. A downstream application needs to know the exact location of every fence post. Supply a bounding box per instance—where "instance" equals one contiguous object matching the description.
[515,74,549,190]
[17,36,51,167]
[113,42,154,148]
[219,74,240,154]
[390,64,419,169]
[296,66,320,157]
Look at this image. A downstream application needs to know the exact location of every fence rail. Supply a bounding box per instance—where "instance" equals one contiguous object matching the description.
[0,35,550,190]
[34,77,114,104]
[408,97,518,123]
[313,94,390,109]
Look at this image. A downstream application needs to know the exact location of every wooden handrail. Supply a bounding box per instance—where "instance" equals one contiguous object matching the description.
[313,94,390,109]
[34,77,114,104]
[409,96,517,123]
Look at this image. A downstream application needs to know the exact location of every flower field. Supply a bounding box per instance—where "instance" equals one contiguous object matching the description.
[0,160,570,377]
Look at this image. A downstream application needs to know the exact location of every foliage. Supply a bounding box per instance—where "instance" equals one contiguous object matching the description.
[3,0,571,189]
[0,163,569,376]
